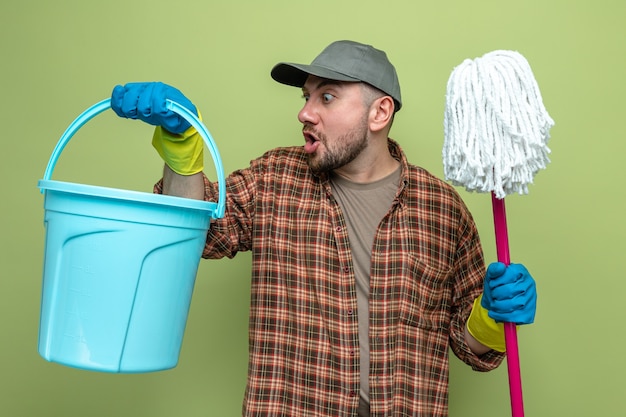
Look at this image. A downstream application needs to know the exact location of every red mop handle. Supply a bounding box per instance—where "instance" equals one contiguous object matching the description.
[491,193,524,417]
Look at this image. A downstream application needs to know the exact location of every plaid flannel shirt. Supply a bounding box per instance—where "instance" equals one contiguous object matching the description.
[158,139,504,416]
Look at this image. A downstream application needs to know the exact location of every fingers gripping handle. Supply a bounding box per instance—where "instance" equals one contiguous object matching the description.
[41,98,225,219]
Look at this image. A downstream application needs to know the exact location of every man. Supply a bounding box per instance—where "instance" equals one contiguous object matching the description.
[111,40,536,417]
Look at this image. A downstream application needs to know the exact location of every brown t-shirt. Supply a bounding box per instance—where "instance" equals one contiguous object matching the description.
[330,166,401,408]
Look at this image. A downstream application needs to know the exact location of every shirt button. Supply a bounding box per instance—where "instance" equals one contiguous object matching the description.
[347,309,353,315]
[343,266,350,273]
[335,226,342,232]
[349,391,357,397]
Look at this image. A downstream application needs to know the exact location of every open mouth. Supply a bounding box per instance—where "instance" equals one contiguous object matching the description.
[303,129,321,154]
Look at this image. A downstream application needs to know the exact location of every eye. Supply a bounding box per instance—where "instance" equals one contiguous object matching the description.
[301,93,310,102]
[322,93,334,103]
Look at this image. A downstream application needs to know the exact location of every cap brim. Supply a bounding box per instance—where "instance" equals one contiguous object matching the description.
[271,62,361,87]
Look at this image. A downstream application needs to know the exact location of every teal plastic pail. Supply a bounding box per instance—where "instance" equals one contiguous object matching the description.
[37,99,225,373]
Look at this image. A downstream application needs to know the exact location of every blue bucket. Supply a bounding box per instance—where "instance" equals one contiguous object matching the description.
[37,99,225,373]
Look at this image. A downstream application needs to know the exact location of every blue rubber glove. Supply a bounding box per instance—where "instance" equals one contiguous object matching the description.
[111,82,204,175]
[111,82,197,134]
[482,262,537,324]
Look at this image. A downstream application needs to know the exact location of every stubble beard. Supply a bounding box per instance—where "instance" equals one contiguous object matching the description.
[306,117,369,174]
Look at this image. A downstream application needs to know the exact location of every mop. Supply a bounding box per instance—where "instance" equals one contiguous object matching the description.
[443,50,554,417]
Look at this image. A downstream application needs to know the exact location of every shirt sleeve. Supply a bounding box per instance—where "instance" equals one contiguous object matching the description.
[153,166,257,260]
[448,202,506,370]
[202,165,257,259]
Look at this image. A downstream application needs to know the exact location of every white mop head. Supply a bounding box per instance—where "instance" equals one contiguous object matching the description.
[443,50,554,199]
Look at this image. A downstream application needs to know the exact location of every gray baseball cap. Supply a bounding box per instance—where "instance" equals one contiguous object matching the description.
[271,40,402,112]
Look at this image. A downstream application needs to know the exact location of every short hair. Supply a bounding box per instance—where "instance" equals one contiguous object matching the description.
[360,83,396,128]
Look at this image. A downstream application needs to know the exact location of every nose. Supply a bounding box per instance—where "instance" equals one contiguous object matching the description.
[298,99,317,125]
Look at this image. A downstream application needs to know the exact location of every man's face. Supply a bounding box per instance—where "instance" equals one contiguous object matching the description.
[299,76,370,174]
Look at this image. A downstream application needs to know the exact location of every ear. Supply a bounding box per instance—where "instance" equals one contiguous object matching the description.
[369,96,394,133]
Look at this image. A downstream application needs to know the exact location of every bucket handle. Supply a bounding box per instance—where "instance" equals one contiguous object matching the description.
[41,98,226,219]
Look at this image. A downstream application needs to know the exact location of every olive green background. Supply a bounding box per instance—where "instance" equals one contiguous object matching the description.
[1,1,624,416]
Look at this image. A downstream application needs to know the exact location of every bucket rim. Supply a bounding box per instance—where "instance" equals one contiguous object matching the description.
[38,179,218,213]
